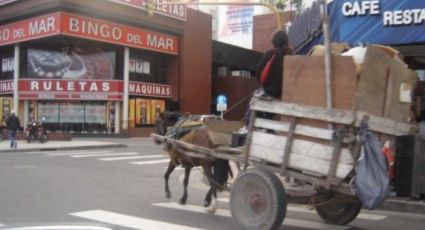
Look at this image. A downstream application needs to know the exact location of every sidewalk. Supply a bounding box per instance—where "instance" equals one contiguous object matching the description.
[0,138,126,153]
[1,137,424,215]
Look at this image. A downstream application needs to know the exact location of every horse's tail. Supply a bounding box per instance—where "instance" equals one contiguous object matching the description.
[212,159,232,191]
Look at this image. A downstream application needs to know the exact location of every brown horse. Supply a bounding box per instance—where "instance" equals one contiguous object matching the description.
[156,112,232,212]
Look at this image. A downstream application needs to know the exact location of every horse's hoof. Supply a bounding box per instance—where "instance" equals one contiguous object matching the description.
[207,206,217,214]
[206,198,217,213]
[203,200,210,207]
[180,198,187,205]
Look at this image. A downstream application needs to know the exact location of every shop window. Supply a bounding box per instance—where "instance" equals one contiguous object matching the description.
[21,40,122,80]
[0,46,14,80]
[129,49,168,84]
[36,101,107,132]
[0,97,12,125]
[130,97,165,127]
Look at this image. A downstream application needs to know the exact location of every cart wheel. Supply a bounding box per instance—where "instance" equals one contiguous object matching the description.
[315,195,362,225]
[230,168,286,230]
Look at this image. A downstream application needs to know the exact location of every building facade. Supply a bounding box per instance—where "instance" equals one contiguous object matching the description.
[0,0,212,134]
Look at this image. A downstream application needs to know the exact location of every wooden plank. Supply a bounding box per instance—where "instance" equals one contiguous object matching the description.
[207,131,232,146]
[251,132,354,163]
[171,139,214,155]
[250,145,354,179]
[204,119,244,133]
[327,128,345,184]
[249,131,355,179]
[355,112,416,135]
[151,133,167,143]
[243,108,257,170]
[249,97,355,125]
[254,118,334,140]
[281,117,297,174]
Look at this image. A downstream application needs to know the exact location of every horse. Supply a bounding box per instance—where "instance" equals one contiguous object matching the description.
[155,112,232,213]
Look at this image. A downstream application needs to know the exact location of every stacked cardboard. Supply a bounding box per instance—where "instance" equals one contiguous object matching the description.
[282,46,417,124]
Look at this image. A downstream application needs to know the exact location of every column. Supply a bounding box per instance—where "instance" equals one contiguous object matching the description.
[123,47,130,130]
[115,101,120,134]
[23,101,29,129]
[13,44,19,115]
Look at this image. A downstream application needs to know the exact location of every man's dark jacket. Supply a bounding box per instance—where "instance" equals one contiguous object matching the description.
[6,115,20,131]
[256,47,287,98]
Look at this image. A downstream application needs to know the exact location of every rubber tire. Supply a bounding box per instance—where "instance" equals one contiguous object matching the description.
[230,168,286,230]
[40,134,47,143]
[315,195,362,225]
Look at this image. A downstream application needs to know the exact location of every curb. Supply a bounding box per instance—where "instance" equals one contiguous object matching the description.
[379,198,425,214]
[0,143,127,153]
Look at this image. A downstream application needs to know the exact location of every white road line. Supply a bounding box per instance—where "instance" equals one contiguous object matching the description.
[70,209,205,230]
[216,198,387,221]
[131,159,170,165]
[99,154,166,161]
[48,150,112,156]
[71,152,139,158]
[152,202,348,230]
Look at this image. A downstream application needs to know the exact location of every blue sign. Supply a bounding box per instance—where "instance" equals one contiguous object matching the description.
[328,0,425,45]
[216,94,227,105]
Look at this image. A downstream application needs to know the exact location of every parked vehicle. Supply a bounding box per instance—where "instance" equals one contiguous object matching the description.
[26,120,47,143]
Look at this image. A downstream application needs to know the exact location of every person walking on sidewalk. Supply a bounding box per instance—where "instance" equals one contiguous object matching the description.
[6,110,20,149]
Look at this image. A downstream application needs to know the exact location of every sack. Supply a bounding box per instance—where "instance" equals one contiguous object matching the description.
[419,122,425,140]
[259,54,276,86]
[354,124,390,210]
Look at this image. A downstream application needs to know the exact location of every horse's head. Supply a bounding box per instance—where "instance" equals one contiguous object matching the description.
[155,111,181,136]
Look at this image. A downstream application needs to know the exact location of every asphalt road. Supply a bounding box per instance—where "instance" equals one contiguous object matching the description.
[0,138,424,230]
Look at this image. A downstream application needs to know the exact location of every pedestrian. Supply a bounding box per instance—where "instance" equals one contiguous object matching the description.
[242,29,292,127]
[6,110,20,149]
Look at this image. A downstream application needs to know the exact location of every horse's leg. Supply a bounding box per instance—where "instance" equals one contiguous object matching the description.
[164,160,177,199]
[202,164,214,207]
[180,166,192,204]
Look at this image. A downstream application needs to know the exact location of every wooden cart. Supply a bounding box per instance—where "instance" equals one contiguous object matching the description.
[152,96,416,230]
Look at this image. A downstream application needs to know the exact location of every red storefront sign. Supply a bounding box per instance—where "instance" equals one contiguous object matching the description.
[108,0,187,21]
[61,12,179,55]
[19,79,123,101]
[0,80,13,94]
[129,81,171,98]
[0,12,179,55]
[0,12,61,46]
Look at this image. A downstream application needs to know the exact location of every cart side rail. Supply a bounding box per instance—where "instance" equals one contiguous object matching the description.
[249,97,416,136]
[244,97,417,189]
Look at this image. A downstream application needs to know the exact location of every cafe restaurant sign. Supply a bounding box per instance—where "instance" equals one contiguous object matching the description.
[329,0,425,45]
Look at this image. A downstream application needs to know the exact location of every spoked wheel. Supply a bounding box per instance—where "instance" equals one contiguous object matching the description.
[315,194,362,225]
[230,168,286,230]
[40,134,47,143]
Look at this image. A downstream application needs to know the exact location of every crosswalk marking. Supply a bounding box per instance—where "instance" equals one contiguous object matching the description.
[28,149,172,166]
[216,198,387,221]
[131,159,170,165]
[71,152,139,158]
[99,154,166,161]
[152,202,348,230]
[70,209,205,230]
[48,150,112,156]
